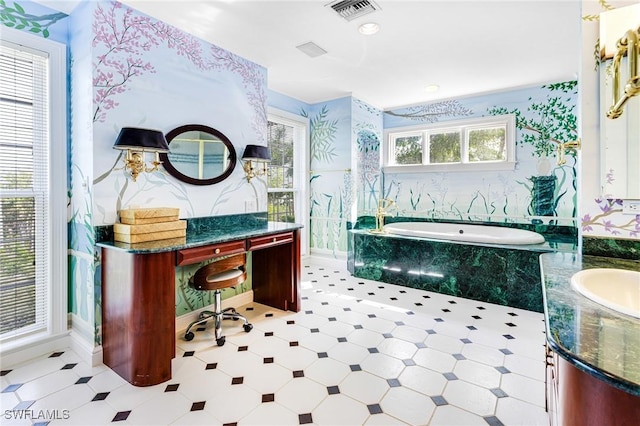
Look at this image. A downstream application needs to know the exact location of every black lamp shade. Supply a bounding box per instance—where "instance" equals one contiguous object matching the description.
[242,144,271,161]
[113,127,170,152]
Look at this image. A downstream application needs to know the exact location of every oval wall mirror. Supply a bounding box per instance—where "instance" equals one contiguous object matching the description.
[160,124,237,185]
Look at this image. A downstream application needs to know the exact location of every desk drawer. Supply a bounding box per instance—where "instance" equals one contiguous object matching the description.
[248,232,294,251]
[176,240,246,266]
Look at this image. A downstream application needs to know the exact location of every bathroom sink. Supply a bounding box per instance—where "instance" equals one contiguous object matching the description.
[571,268,640,318]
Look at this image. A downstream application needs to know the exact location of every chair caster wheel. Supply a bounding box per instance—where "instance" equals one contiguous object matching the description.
[216,336,226,346]
[243,323,253,333]
[184,332,194,341]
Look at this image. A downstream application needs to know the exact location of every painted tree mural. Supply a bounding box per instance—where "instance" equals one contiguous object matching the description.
[357,129,380,212]
[92,2,265,137]
[488,81,579,219]
[303,104,350,255]
[488,81,578,159]
[582,199,640,236]
[93,3,202,123]
[385,100,473,122]
[0,0,66,37]
[90,1,268,221]
[302,105,338,163]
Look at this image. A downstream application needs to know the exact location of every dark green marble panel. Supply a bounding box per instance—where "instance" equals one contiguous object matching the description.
[352,232,546,312]
[94,225,113,244]
[347,226,355,273]
[186,212,267,234]
[583,236,640,261]
[529,175,556,217]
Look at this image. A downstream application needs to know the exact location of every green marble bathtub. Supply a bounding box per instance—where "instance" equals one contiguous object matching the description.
[348,228,575,312]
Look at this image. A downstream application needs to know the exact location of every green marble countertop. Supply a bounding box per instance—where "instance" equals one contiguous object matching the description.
[97,221,303,254]
[540,252,640,396]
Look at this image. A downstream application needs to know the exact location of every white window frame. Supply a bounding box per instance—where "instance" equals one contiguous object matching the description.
[383,114,516,173]
[267,107,310,256]
[0,28,68,352]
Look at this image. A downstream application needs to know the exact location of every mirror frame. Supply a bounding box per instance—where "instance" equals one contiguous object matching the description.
[160,124,237,185]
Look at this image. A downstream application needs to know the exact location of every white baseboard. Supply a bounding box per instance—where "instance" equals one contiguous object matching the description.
[0,331,71,368]
[175,290,254,334]
[309,248,348,262]
[69,313,103,366]
[69,331,103,367]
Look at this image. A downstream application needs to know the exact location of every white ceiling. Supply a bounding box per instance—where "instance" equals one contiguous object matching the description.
[33,0,582,110]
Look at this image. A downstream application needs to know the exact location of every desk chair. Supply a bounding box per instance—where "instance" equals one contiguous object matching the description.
[183,253,253,346]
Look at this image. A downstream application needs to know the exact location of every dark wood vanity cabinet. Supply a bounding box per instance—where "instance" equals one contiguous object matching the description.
[545,344,640,426]
[101,228,301,386]
[101,249,176,387]
[250,231,300,312]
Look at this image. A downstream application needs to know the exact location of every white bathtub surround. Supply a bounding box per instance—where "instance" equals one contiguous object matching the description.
[384,222,546,245]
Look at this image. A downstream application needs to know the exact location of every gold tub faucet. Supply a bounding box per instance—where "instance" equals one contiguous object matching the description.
[371,198,396,233]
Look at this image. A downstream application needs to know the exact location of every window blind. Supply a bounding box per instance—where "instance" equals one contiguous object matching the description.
[267,120,296,223]
[0,42,50,339]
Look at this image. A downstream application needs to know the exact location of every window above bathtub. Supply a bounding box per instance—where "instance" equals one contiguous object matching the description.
[383,114,516,173]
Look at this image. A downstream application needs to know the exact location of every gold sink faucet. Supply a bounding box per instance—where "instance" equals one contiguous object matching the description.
[371,198,396,233]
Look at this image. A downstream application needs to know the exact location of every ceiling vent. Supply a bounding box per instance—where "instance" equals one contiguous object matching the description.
[328,0,380,22]
[296,42,328,58]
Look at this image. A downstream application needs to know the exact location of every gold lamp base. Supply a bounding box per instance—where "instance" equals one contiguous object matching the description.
[120,151,162,181]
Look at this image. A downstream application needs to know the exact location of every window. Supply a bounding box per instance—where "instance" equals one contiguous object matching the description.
[267,108,309,255]
[0,29,67,348]
[392,133,422,165]
[384,115,515,172]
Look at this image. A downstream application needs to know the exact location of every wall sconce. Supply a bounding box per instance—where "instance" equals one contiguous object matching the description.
[241,144,271,182]
[600,4,640,119]
[113,127,170,181]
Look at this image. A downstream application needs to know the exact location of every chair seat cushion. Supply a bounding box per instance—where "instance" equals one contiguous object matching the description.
[190,265,247,291]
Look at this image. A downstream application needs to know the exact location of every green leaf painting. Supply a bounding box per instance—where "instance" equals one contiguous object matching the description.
[488,81,578,158]
[302,106,338,163]
[0,1,66,37]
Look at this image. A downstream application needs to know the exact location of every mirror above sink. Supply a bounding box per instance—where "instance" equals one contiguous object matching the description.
[599,63,640,199]
[599,4,640,199]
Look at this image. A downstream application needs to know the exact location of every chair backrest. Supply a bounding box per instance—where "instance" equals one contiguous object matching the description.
[189,253,247,291]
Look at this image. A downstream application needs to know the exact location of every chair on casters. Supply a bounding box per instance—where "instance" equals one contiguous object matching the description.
[183,253,253,346]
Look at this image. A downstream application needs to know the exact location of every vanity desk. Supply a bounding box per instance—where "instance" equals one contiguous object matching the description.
[97,219,303,387]
[540,253,640,425]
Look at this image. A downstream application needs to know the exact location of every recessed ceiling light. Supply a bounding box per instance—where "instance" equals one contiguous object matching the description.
[358,22,380,35]
[424,84,440,93]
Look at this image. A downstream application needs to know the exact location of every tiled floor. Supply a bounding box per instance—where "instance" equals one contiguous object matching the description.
[1,256,549,425]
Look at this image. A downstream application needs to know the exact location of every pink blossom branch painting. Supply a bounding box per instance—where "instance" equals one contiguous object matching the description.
[582,198,640,237]
[92,2,265,142]
[209,44,267,141]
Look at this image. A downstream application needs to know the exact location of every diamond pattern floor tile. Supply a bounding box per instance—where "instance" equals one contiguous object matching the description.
[1,256,547,425]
